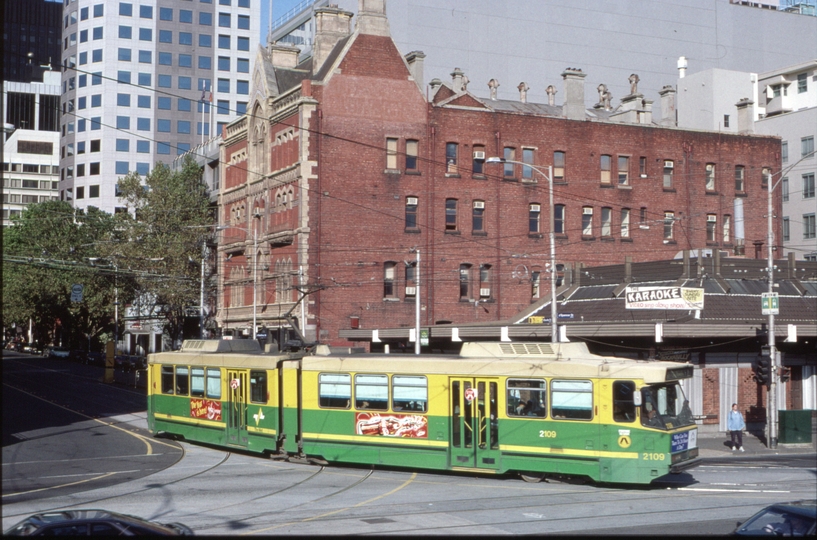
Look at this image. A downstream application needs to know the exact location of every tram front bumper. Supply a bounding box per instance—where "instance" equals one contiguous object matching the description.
[670,447,702,473]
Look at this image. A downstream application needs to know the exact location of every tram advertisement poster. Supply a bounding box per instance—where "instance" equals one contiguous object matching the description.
[190,398,222,421]
[355,412,428,438]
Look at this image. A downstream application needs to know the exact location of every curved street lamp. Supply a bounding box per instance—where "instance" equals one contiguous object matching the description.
[486,157,558,343]
[217,218,260,340]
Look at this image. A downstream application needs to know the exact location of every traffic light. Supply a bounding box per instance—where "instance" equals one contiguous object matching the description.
[779,367,791,383]
[756,356,772,386]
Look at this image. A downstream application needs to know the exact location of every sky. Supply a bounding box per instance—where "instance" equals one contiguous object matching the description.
[261,0,308,43]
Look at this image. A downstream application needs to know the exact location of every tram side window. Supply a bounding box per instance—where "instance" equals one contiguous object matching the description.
[355,374,388,410]
[191,367,205,397]
[613,381,636,422]
[250,370,266,403]
[206,368,221,399]
[161,366,175,394]
[392,375,427,412]
[319,373,351,408]
[176,366,189,395]
[551,380,593,420]
[507,378,546,417]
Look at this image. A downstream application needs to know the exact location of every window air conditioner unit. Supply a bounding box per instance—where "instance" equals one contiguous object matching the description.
[530,204,541,212]
[707,215,717,222]
[473,201,485,209]
[664,161,674,168]
[583,207,593,215]
[480,288,491,297]
[473,151,485,160]
[406,197,418,205]
[405,286,416,296]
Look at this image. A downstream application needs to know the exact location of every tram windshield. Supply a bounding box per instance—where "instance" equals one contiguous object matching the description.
[640,383,694,430]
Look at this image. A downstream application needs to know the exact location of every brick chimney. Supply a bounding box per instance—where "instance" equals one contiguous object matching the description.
[313,5,353,74]
[561,68,586,121]
[658,85,676,127]
[357,0,390,37]
[405,50,425,91]
[736,98,755,134]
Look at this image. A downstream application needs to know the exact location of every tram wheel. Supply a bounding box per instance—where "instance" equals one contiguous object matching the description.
[520,472,545,483]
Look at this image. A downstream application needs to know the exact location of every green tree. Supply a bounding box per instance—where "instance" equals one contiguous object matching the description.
[114,155,212,347]
[2,201,128,349]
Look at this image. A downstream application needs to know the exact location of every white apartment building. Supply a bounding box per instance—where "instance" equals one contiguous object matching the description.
[58,0,261,214]
[2,70,62,226]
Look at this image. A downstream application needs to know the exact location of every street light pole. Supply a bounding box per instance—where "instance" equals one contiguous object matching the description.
[200,241,207,339]
[765,149,816,449]
[487,157,558,343]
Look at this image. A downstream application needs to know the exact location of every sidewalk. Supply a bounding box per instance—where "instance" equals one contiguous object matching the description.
[696,429,816,458]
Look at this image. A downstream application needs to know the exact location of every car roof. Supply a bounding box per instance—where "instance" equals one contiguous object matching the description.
[18,509,179,533]
[767,501,817,518]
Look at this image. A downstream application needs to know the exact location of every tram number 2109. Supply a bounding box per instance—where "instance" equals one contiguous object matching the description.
[539,430,557,438]
[642,452,666,461]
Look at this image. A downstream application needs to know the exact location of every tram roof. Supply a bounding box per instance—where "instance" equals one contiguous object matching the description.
[150,341,692,384]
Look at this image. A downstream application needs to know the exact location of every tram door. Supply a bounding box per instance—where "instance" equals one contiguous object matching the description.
[449,378,500,470]
[226,370,249,447]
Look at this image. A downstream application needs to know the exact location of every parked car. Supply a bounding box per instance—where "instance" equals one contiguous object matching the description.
[86,351,107,366]
[49,347,71,359]
[733,500,816,536]
[4,509,194,536]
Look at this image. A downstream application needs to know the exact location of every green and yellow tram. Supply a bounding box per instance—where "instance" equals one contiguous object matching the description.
[147,340,700,484]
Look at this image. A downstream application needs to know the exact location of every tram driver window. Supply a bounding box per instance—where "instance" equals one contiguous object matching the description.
[176,366,189,395]
[161,366,175,394]
[319,373,351,408]
[191,367,205,397]
[551,380,593,420]
[250,370,267,403]
[392,375,427,412]
[507,379,546,417]
[355,374,388,410]
[612,381,636,422]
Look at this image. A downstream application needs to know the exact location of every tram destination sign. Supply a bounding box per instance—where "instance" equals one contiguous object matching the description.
[625,286,704,310]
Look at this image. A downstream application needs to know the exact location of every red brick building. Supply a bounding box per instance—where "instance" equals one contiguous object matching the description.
[216,0,781,347]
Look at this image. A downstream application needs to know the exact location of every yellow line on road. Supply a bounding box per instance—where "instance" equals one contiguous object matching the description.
[245,472,418,534]
[3,472,118,498]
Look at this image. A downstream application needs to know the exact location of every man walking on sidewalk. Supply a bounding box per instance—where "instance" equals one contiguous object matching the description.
[728,403,746,452]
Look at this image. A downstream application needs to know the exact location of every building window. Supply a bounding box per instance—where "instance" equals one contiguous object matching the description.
[723,114,730,128]
[600,155,611,184]
[554,204,565,234]
[503,147,515,178]
[446,143,458,174]
[200,34,212,47]
[804,173,815,199]
[617,156,629,185]
[782,177,789,202]
[158,97,171,110]
[732,165,744,192]
[76,164,85,178]
[529,204,541,234]
[803,214,815,240]
[200,12,213,25]
[383,262,396,299]
[179,32,193,45]
[179,54,192,68]
[238,15,250,29]
[445,199,457,231]
[472,145,484,175]
[159,30,172,43]
[76,186,85,199]
[237,36,249,51]
[136,140,149,153]
[385,138,398,170]
[531,271,541,299]
[472,201,485,232]
[553,151,565,182]
[405,263,417,296]
[120,3,132,16]
[236,81,249,94]
[802,136,814,158]
[159,7,172,21]
[601,207,612,237]
[405,197,418,229]
[798,73,808,93]
[783,217,790,242]
[782,141,788,163]
[237,58,249,73]
[705,163,715,191]
[723,214,731,243]
[522,148,535,181]
[479,264,491,298]
[621,208,630,238]
[406,140,418,171]
[706,214,717,242]
[582,207,593,237]
[89,162,100,175]
[664,211,675,240]
[89,185,99,198]
[639,156,646,177]
[91,140,100,152]
[459,264,471,300]
[762,167,771,189]
[219,12,230,27]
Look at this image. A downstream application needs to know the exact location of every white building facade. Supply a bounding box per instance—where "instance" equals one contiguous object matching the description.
[58,0,261,214]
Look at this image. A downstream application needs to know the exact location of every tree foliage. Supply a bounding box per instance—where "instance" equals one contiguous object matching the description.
[1,201,130,348]
[114,155,213,346]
